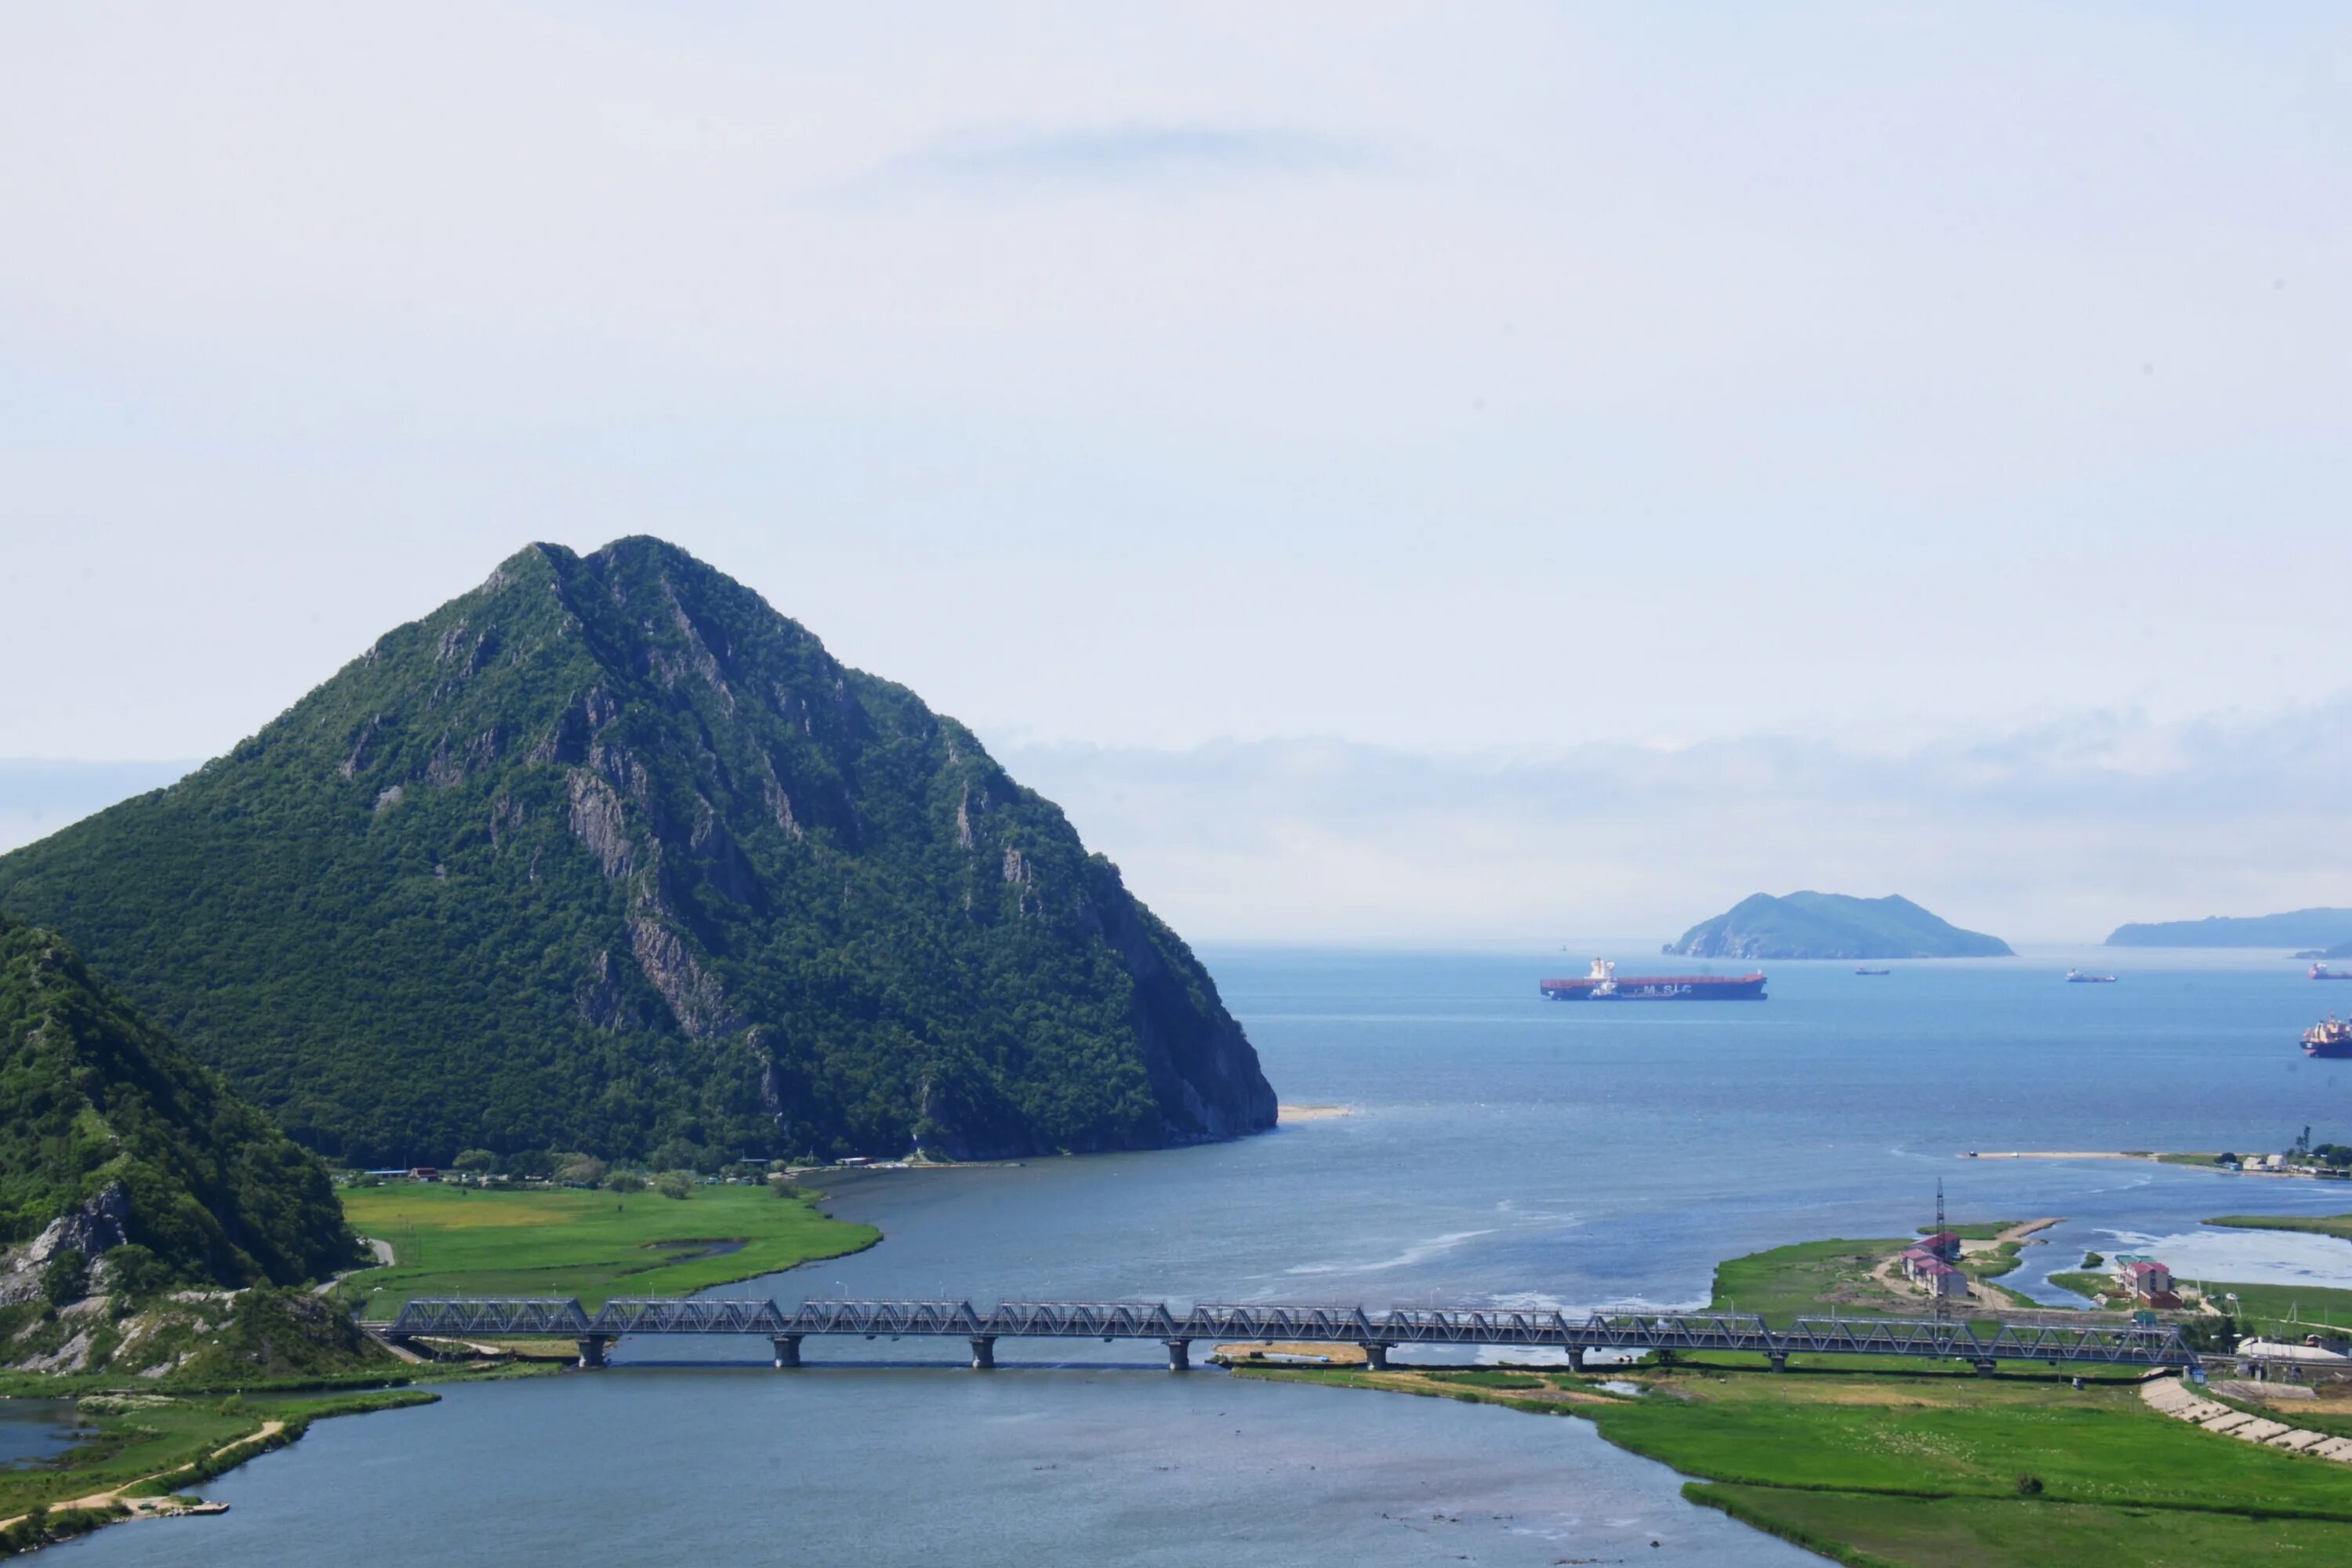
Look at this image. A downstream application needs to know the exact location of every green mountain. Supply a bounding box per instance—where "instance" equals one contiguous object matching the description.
[0,911,354,1293]
[1666,892,2013,960]
[0,539,1275,1168]
[2106,908,2352,949]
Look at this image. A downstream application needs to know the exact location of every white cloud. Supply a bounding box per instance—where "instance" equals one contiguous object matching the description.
[997,697,2352,944]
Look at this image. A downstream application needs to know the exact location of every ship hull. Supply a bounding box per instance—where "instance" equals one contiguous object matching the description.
[1541,975,1766,1001]
[2306,1041,2352,1058]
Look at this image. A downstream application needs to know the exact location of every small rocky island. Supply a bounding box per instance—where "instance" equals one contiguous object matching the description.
[1666,891,2013,960]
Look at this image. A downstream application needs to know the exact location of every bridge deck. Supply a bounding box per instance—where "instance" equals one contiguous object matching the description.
[376,1297,2197,1369]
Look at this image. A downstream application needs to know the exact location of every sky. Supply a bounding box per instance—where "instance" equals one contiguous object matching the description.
[2,4,2347,942]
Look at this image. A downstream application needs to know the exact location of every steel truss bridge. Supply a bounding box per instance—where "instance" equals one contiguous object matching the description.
[376,1297,2199,1374]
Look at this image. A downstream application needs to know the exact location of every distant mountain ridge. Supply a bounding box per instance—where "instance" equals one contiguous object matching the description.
[0,538,1276,1167]
[1666,892,2013,960]
[2105,908,2352,949]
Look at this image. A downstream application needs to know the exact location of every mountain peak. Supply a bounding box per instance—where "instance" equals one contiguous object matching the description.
[0,543,1275,1167]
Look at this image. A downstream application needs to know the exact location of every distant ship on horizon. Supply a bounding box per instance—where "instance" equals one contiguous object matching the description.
[1541,958,1767,1002]
[2313,963,2352,982]
[2066,968,2118,984]
[1854,966,1891,976]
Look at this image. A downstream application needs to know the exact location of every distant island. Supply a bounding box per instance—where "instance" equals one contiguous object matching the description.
[1666,891,2013,960]
[2105,907,2352,949]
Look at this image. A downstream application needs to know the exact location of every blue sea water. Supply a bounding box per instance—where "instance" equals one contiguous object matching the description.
[69,944,2352,1566]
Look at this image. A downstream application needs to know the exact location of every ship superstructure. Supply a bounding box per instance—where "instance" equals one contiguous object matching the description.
[2304,1016,2352,1058]
[1540,957,1767,1002]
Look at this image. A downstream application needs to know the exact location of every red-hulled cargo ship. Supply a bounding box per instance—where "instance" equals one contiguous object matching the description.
[1541,958,1767,1002]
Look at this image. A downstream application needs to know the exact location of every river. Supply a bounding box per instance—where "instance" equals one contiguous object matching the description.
[65,944,2352,1564]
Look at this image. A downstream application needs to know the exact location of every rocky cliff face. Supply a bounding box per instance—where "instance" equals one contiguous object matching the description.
[0,539,1276,1165]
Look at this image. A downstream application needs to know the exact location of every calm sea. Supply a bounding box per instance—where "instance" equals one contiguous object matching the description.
[71,945,2352,1565]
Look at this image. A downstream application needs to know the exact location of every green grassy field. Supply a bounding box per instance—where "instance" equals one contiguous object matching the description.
[1236,1360,2352,1566]
[1710,1237,1908,1321]
[1709,1230,2030,1323]
[1924,1220,2022,1241]
[343,1182,880,1313]
[1695,1484,2352,1566]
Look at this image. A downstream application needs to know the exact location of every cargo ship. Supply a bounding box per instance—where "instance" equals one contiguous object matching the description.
[2313,964,2352,982]
[1854,966,1891,976]
[2304,1017,2352,1058]
[1540,958,1766,1001]
[2066,969,2118,984]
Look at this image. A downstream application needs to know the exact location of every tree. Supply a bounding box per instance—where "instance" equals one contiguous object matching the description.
[505,1149,556,1180]
[557,1155,607,1186]
[654,1170,694,1200]
[41,1248,88,1308]
[767,1172,797,1199]
[101,1243,166,1301]
[452,1149,498,1175]
[605,1171,646,1193]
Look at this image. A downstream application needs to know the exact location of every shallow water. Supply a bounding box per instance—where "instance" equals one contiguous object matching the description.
[0,1399,87,1469]
[66,943,2352,1563]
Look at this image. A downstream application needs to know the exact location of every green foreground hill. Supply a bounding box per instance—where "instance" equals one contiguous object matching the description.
[1668,891,2013,960]
[0,538,1275,1167]
[0,912,353,1291]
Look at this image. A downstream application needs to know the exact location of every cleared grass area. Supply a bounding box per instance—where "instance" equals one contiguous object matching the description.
[343,1182,879,1313]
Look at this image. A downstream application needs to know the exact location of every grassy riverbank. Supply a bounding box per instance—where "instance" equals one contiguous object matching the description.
[343,1181,879,1313]
[1232,1359,2352,1566]
[0,1384,438,1551]
[2210,1211,2352,1242]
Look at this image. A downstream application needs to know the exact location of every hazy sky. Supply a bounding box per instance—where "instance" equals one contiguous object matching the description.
[4,5,2347,939]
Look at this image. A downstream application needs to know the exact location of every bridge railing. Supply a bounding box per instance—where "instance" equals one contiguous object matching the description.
[379,1295,2196,1368]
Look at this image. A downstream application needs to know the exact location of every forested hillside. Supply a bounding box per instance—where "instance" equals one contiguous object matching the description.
[0,912,354,1290]
[0,539,1275,1167]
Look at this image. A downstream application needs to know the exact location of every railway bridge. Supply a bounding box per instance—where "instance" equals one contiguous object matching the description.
[372,1297,2198,1375]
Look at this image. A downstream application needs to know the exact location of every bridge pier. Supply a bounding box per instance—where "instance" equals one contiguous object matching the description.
[576,1334,613,1370]
[970,1336,996,1370]
[771,1335,802,1369]
[1360,1343,1391,1370]
[1165,1339,1191,1372]
[1973,1360,1998,1377]
[1768,1353,1788,1374]
[1564,1348,1584,1374]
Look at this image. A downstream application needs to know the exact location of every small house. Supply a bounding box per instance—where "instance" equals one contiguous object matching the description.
[2122,1259,2173,1300]
[1918,1232,1962,1262]
[1916,1258,1969,1298]
[1897,1246,1936,1281]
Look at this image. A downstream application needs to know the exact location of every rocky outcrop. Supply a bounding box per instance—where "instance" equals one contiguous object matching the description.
[0,1185,129,1306]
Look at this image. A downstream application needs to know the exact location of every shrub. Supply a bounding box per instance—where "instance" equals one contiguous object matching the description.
[767,1173,797,1199]
[604,1171,645,1194]
[654,1171,694,1200]
[102,1242,168,1301]
[2014,1473,2044,1496]
[42,1247,89,1306]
